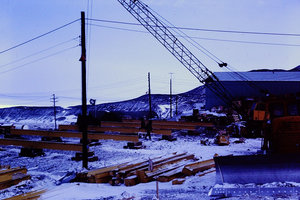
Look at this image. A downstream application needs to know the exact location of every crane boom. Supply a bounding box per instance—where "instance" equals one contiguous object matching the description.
[117,0,233,106]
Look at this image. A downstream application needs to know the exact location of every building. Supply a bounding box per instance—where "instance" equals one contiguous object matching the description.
[205,71,300,109]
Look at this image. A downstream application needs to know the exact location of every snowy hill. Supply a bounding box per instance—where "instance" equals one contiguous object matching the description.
[0,86,205,129]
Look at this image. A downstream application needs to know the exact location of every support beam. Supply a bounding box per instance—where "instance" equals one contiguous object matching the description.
[58,125,172,135]
[10,129,139,142]
[0,138,83,151]
[122,119,214,127]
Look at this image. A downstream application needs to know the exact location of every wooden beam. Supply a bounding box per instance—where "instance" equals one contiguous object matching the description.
[101,121,140,128]
[122,119,214,127]
[151,124,197,131]
[89,126,171,135]
[59,125,172,135]
[4,190,46,200]
[88,133,139,142]
[124,175,138,186]
[0,167,27,183]
[0,138,83,151]
[182,159,215,176]
[11,129,139,142]
[101,121,197,131]
[11,129,79,138]
[156,166,184,182]
[0,173,30,190]
[58,125,79,131]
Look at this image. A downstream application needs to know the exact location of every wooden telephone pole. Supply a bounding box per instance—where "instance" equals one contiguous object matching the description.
[80,11,88,169]
[50,94,58,130]
[148,72,152,119]
[169,73,173,118]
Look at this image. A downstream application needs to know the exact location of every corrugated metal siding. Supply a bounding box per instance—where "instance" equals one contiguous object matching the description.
[205,81,300,109]
[214,72,300,81]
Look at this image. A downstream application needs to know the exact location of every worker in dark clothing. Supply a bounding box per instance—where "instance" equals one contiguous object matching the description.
[140,117,146,130]
[146,120,152,140]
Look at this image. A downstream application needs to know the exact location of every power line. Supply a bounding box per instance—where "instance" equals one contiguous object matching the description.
[0,93,49,99]
[87,18,300,37]
[0,45,78,75]
[0,19,80,55]
[88,23,300,47]
[148,7,222,64]
[0,37,79,69]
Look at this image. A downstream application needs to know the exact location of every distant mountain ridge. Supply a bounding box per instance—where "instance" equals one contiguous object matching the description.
[249,65,300,72]
[0,86,205,129]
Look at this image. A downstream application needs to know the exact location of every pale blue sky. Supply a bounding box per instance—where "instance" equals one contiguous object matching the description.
[1,0,300,107]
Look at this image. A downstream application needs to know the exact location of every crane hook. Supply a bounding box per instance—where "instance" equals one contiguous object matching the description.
[218,62,228,68]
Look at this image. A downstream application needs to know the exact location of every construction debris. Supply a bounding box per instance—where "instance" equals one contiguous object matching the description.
[75,153,215,187]
[0,166,30,190]
[215,130,230,145]
[71,151,98,162]
[172,178,185,185]
[123,142,145,149]
[19,148,44,157]
[4,190,46,200]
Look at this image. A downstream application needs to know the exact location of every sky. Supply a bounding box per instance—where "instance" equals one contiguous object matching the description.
[1,0,300,108]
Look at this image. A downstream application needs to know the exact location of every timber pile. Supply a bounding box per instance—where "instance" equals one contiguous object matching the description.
[75,153,215,186]
[0,166,30,190]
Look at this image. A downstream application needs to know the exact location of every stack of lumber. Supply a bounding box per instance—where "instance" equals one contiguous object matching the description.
[76,153,215,186]
[0,166,30,190]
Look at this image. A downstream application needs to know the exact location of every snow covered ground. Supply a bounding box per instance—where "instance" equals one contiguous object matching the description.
[0,129,270,200]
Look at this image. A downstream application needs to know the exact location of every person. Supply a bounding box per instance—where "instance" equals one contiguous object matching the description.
[140,117,146,129]
[146,120,152,140]
[148,157,153,172]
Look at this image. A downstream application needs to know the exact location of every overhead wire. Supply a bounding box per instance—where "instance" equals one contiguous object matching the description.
[145,5,271,96]
[86,0,94,90]
[135,2,267,107]
[88,23,300,47]
[0,19,80,55]
[87,18,300,37]
[146,7,223,65]
[88,16,300,92]
[0,37,79,69]
[0,19,82,106]
[88,17,300,99]
[0,45,79,75]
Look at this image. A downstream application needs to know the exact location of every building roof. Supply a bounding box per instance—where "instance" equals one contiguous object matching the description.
[214,71,300,82]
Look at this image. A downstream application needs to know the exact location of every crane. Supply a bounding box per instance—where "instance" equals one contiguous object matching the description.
[117,0,233,109]
[117,1,300,197]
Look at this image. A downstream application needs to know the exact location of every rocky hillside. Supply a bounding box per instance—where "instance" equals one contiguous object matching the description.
[0,86,205,129]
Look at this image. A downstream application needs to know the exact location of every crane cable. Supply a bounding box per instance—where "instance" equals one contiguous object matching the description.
[146,6,224,66]
[147,4,267,94]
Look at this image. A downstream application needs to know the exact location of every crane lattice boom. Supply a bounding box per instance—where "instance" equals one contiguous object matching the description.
[117,0,232,106]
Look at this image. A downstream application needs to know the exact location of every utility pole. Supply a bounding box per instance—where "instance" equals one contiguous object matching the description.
[175,95,178,116]
[50,94,58,130]
[148,72,152,119]
[80,11,88,169]
[169,73,173,118]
